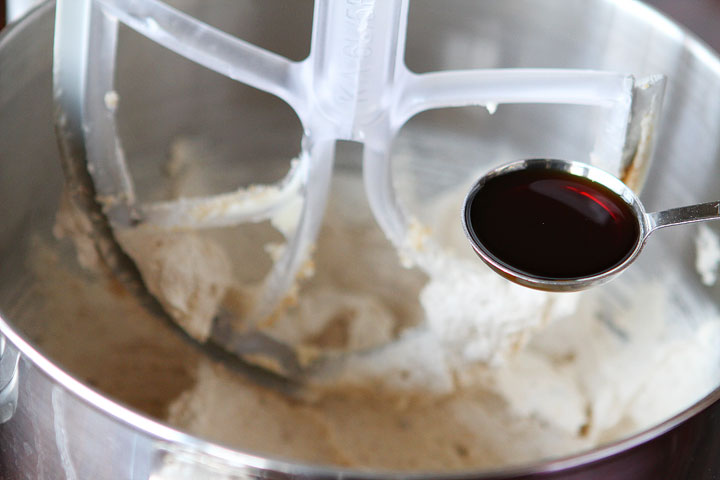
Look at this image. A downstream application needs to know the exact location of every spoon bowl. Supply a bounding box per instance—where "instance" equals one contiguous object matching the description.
[462,159,720,291]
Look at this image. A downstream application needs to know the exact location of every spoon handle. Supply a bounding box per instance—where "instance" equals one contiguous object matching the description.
[647,201,720,232]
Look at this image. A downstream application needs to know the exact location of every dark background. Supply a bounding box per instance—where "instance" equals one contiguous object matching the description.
[646,0,720,49]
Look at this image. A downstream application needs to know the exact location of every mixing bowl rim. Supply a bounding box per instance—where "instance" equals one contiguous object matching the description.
[2,0,720,478]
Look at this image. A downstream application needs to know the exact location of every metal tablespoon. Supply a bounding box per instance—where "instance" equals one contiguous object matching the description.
[462,158,720,291]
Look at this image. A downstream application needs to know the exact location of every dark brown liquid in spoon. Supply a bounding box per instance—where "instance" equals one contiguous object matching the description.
[466,168,641,280]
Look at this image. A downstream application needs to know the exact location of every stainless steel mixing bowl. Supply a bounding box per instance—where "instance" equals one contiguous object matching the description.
[1,1,720,478]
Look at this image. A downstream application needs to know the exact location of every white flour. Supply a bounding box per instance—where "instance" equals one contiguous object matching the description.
[45,136,720,471]
[696,224,720,286]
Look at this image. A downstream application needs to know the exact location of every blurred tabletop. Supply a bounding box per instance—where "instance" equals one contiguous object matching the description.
[645,0,720,51]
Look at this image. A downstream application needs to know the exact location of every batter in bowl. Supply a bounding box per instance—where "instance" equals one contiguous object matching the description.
[34,134,720,470]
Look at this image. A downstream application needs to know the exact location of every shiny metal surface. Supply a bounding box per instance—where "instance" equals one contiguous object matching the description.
[1,1,720,479]
[6,0,43,21]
